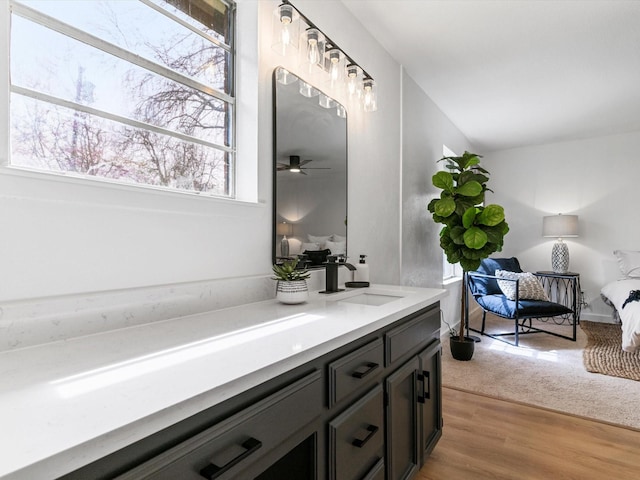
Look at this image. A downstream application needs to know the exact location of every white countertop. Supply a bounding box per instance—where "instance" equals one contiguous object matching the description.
[0,284,446,480]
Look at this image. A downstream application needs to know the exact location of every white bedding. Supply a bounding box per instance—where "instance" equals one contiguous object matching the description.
[601,279,640,353]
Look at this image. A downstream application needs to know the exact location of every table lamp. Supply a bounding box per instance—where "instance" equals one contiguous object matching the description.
[276,222,293,257]
[542,214,579,273]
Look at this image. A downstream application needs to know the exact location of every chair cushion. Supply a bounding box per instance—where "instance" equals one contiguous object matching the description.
[471,257,523,296]
[476,294,573,319]
[495,270,549,301]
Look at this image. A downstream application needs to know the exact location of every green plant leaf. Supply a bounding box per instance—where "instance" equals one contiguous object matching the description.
[460,256,481,272]
[432,171,454,192]
[454,197,476,216]
[434,197,456,217]
[463,227,488,249]
[450,226,466,245]
[462,207,477,228]
[477,204,505,226]
[455,180,483,197]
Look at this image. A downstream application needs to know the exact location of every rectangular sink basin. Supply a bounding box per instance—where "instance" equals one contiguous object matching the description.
[339,293,404,306]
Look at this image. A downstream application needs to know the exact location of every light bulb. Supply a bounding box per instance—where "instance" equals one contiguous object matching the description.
[328,50,342,85]
[279,5,292,45]
[347,65,360,97]
[307,32,319,65]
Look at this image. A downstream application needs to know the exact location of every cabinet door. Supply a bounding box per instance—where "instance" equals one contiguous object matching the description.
[417,340,442,465]
[385,357,419,480]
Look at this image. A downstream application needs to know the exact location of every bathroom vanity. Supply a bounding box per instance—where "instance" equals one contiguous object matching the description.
[0,285,446,480]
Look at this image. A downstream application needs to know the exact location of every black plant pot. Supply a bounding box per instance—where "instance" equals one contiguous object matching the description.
[450,336,475,361]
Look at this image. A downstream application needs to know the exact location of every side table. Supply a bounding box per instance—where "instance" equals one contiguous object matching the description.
[535,271,581,322]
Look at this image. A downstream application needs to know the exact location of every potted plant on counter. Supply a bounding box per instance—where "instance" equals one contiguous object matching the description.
[428,151,509,360]
[272,258,311,304]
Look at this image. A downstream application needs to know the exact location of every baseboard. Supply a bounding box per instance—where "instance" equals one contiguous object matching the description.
[581,312,617,323]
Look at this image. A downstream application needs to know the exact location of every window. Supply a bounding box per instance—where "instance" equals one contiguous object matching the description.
[441,145,462,281]
[8,0,236,197]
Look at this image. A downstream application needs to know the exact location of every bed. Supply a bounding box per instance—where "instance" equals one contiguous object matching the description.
[600,250,640,353]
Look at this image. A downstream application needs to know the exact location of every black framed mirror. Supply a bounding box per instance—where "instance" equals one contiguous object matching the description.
[273,67,347,268]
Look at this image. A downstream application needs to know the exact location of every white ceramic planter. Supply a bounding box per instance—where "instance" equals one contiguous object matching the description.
[276,280,309,304]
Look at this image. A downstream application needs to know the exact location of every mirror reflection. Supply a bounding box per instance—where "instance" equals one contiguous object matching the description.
[273,67,347,267]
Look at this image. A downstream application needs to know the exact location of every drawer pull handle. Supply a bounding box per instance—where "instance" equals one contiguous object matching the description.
[417,371,430,403]
[352,424,379,448]
[199,437,262,479]
[352,362,379,379]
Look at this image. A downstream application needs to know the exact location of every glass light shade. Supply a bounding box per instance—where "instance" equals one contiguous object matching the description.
[362,78,378,112]
[272,4,299,56]
[276,67,298,86]
[299,80,319,98]
[346,64,362,101]
[326,48,345,90]
[301,28,325,74]
[318,93,335,109]
[542,214,579,238]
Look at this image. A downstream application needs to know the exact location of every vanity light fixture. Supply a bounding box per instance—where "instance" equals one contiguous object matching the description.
[272,3,299,56]
[273,0,377,113]
[299,80,319,98]
[326,47,345,89]
[363,77,377,112]
[302,28,325,74]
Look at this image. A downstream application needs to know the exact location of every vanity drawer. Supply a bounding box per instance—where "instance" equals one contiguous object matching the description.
[328,385,384,480]
[385,306,439,366]
[328,339,384,408]
[117,371,322,480]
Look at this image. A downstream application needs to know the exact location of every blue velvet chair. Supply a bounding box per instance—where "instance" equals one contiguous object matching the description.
[466,257,576,346]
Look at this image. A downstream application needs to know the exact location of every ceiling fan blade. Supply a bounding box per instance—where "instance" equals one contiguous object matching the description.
[277,163,289,170]
[299,159,312,166]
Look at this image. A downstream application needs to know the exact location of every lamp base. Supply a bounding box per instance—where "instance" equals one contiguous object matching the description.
[280,236,290,258]
[551,241,570,273]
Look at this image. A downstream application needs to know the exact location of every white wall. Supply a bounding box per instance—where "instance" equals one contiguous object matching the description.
[399,71,474,330]
[483,130,640,320]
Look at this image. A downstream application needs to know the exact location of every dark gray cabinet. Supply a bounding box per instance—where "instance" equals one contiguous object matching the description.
[62,303,442,480]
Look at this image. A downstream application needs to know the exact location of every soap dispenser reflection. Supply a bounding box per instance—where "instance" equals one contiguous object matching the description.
[354,255,369,283]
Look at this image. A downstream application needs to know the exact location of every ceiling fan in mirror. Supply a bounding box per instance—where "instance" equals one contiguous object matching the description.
[277,155,330,175]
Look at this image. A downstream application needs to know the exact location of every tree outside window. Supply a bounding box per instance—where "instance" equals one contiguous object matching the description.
[9,0,235,197]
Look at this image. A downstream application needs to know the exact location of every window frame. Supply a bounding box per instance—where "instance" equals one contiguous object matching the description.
[4,0,237,198]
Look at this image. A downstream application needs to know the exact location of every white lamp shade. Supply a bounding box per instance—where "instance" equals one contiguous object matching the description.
[276,222,293,236]
[542,214,579,238]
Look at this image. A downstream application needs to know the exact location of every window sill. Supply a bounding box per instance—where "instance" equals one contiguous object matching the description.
[442,276,463,287]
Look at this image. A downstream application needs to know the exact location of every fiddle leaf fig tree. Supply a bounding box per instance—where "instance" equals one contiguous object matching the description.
[428,151,509,340]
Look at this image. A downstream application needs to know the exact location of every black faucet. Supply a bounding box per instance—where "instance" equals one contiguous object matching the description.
[321,256,357,294]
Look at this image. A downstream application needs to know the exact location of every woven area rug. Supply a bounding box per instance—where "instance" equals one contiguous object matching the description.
[581,320,640,381]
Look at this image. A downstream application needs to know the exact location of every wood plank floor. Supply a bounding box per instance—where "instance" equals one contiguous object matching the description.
[416,387,640,479]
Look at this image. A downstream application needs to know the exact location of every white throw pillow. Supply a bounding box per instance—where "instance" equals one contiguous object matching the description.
[325,240,346,255]
[332,234,347,243]
[495,270,549,301]
[300,242,320,252]
[307,234,332,247]
[613,250,640,278]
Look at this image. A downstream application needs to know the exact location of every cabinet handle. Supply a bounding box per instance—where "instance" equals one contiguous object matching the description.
[199,437,262,479]
[417,371,430,403]
[352,424,379,448]
[351,362,379,379]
